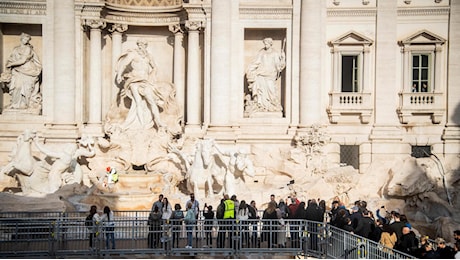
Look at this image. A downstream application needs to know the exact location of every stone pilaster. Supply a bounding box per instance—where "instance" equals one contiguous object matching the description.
[370,0,402,141]
[442,0,460,168]
[298,0,324,129]
[46,0,78,139]
[208,0,232,130]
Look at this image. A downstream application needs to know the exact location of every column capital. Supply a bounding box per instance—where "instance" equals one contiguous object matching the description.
[109,23,128,34]
[82,19,106,30]
[169,23,184,34]
[185,20,203,31]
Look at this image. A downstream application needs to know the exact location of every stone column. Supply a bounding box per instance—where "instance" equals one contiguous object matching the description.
[299,0,323,127]
[209,0,231,128]
[53,0,76,125]
[169,24,186,120]
[109,24,128,101]
[185,21,202,129]
[84,19,106,127]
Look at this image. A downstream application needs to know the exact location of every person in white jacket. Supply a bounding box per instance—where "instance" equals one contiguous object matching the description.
[237,200,250,247]
[101,206,115,249]
[161,197,173,242]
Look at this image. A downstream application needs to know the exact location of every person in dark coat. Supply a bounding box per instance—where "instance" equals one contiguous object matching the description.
[394,226,419,256]
[354,210,375,239]
[305,200,323,251]
[435,237,455,259]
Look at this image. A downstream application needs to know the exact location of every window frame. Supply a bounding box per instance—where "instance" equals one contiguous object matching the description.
[341,53,361,93]
[399,30,445,94]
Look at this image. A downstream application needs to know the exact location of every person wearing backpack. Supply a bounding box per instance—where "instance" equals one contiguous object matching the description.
[170,203,184,248]
[101,206,115,249]
[86,205,101,249]
[184,201,196,248]
[148,205,162,248]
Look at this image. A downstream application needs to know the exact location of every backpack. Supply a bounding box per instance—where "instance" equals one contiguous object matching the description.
[216,203,225,219]
[85,214,94,228]
[184,209,196,224]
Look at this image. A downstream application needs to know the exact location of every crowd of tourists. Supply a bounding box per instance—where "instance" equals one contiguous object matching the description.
[328,199,460,258]
[86,192,460,259]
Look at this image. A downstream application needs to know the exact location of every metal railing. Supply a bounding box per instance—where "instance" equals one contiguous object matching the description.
[0,211,416,259]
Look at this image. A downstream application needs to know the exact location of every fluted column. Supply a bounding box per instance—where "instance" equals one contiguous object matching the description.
[53,0,76,124]
[209,0,231,128]
[299,0,323,127]
[84,19,106,125]
[109,24,128,101]
[169,24,186,120]
[185,21,202,129]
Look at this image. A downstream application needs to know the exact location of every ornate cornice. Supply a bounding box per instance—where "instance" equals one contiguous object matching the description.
[0,0,46,16]
[239,7,292,20]
[327,8,376,17]
[328,7,450,17]
[398,7,450,16]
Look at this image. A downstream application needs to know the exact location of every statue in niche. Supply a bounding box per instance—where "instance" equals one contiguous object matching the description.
[115,38,168,132]
[0,33,42,112]
[245,37,286,116]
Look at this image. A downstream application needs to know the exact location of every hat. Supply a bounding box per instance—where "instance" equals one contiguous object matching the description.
[106,166,111,172]
[351,206,359,212]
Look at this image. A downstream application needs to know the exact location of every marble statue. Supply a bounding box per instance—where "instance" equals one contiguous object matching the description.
[0,33,42,111]
[245,37,286,114]
[171,139,223,197]
[102,37,183,171]
[115,38,167,132]
[290,125,330,174]
[34,135,95,193]
[0,129,36,177]
[217,148,255,196]
[0,131,95,194]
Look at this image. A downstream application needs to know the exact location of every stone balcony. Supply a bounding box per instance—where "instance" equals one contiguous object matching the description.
[326,92,373,124]
[397,92,444,124]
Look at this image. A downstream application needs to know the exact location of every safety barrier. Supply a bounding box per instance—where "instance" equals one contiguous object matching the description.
[0,211,416,258]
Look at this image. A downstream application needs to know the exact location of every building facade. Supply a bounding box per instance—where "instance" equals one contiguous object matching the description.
[0,0,458,212]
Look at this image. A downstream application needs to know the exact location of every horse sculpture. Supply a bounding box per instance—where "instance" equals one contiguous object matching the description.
[187,139,221,197]
[220,150,255,196]
[170,139,223,198]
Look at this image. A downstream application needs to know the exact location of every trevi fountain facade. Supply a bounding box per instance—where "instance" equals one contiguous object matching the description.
[0,0,459,241]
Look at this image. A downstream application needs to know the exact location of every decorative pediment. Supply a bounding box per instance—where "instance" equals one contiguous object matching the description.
[328,30,373,47]
[399,30,445,46]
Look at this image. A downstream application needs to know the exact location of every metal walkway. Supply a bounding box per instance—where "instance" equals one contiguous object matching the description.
[0,211,415,259]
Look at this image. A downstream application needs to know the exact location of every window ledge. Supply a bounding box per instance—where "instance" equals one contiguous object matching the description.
[326,92,373,124]
[396,92,444,124]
